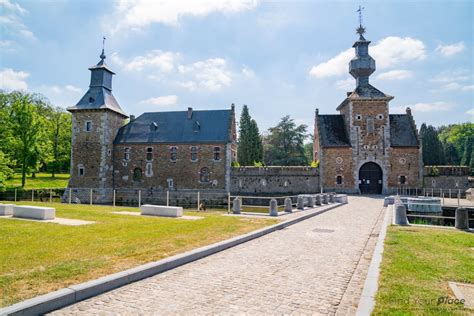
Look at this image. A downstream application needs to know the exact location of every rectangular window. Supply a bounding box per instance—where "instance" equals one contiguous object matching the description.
[85,121,92,132]
[146,147,153,161]
[170,146,177,161]
[167,178,174,189]
[367,117,374,134]
[400,176,406,184]
[213,146,221,161]
[78,165,84,176]
[336,175,342,185]
[190,146,198,161]
[124,148,130,160]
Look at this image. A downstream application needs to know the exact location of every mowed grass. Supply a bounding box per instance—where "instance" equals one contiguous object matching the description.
[0,201,277,307]
[4,173,70,189]
[373,225,474,315]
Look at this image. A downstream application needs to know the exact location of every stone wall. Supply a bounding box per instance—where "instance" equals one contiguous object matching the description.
[230,166,320,195]
[320,147,354,193]
[423,175,471,192]
[387,147,422,189]
[113,143,231,191]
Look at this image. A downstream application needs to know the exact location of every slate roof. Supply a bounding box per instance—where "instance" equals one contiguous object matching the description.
[336,84,393,111]
[68,87,128,117]
[389,114,419,147]
[317,115,351,148]
[114,109,233,144]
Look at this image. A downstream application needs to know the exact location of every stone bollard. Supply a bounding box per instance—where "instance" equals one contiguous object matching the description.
[269,199,278,216]
[329,193,335,203]
[297,196,305,210]
[322,194,328,204]
[394,203,409,225]
[315,194,322,206]
[284,198,292,212]
[308,196,315,208]
[455,208,469,230]
[232,197,241,214]
[383,197,389,207]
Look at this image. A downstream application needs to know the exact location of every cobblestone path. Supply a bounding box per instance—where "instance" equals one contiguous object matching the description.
[52,196,385,315]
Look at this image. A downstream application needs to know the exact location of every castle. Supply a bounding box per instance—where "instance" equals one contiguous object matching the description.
[313,24,422,194]
[67,24,422,197]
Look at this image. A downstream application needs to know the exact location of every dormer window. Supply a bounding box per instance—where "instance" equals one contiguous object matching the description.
[193,121,201,132]
[150,122,158,132]
[213,146,221,161]
[89,97,95,103]
[85,121,92,132]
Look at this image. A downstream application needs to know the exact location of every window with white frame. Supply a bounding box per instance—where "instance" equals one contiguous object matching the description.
[167,178,174,189]
[190,146,198,161]
[199,167,211,183]
[146,147,153,161]
[170,146,177,161]
[78,165,85,176]
[213,146,221,161]
[85,121,92,132]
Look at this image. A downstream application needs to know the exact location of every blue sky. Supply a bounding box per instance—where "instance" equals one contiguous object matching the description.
[1,0,473,135]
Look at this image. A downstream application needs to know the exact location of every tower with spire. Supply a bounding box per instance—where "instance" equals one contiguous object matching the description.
[67,42,128,197]
[314,9,421,195]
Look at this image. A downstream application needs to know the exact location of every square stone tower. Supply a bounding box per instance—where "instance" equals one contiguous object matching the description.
[67,49,128,195]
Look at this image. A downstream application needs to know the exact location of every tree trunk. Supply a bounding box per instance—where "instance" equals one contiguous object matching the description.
[32,172,36,179]
[21,165,26,188]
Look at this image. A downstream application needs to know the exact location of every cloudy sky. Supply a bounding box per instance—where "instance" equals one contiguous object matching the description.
[1,0,473,133]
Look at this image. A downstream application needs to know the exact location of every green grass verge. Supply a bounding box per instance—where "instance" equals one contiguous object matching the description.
[0,201,277,307]
[373,225,474,315]
[4,173,70,189]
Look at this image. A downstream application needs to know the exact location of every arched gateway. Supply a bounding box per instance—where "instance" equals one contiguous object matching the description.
[359,162,382,194]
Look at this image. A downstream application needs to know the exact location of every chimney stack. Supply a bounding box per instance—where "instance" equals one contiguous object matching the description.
[129,115,135,122]
[187,107,193,120]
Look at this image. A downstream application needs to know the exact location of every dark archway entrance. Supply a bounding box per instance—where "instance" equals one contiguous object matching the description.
[359,162,382,194]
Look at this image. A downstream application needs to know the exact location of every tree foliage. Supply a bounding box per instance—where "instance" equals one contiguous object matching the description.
[263,115,308,166]
[237,105,263,165]
[420,123,445,165]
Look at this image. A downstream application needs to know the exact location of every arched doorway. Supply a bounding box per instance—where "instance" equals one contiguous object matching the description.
[359,162,382,194]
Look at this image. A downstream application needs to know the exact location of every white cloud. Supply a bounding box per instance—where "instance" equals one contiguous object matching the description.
[241,65,255,79]
[0,1,35,40]
[35,84,83,107]
[430,69,473,92]
[111,50,180,73]
[106,0,258,33]
[178,58,232,91]
[335,78,354,90]
[376,69,413,80]
[441,82,474,91]
[392,101,454,113]
[0,68,29,90]
[436,42,465,57]
[0,40,16,52]
[140,95,178,107]
[466,108,474,117]
[310,36,426,78]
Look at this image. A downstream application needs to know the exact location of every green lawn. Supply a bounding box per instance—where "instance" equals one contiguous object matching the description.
[0,201,277,307]
[373,225,474,315]
[4,173,70,189]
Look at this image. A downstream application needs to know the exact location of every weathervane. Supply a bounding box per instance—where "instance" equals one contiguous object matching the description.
[356,6,366,38]
[100,36,106,60]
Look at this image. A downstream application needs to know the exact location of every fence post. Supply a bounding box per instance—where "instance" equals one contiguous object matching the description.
[14,189,17,202]
[50,189,52,203]
[69,188,72,204]
[166,190,169,206]
[90,188,93,205]
[197,191,200,211]
[138,190,141,207]
[227,192,231,213]
[442,189,445,205]
[449,189,451,199]
[32,190,34,202]
[113,190,116,207]
[458,189,460,206]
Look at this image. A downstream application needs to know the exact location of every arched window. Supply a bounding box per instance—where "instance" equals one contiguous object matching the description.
[146,147,153,161]
[190,146,198,161]
[213,146,221,161]
[170,146,177,161]
[133,168,142,182]
[199,167,211,183]
[124,148,130,160]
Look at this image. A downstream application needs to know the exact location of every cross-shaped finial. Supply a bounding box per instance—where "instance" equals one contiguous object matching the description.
[100,36,106,61]
[357,5,364,26]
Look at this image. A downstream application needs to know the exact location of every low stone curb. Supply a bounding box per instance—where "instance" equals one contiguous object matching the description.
[0,203,341,316]
[356,204,391,316]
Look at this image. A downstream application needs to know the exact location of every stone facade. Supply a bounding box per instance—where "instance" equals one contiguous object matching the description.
[230,167,319,195]
[319,147,354,193]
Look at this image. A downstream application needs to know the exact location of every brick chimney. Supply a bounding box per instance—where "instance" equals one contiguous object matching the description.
[187,107,193,120]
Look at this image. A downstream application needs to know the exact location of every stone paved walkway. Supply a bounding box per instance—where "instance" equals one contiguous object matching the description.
[51,196,385,315]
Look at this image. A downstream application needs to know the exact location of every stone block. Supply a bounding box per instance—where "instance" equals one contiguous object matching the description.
[269,199,278,216]
[13,206,55,220]
[315,194,322,206]
[308,196,315,208]
[393,203,409,225]
[322,194,329,204]
[0,204,14,216]
[329,193,335,203]
[284,198,292,212]
[335,194,348,204]
[140,204,183,217]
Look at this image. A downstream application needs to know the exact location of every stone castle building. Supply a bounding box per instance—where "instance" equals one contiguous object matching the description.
[67,48,237,196]
[314,25,422,194]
